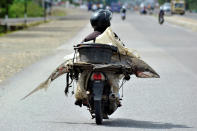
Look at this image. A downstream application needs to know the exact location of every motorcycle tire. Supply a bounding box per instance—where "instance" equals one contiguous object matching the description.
[121,16,125,20]
[94,100,103,125]
[159,17,164,25]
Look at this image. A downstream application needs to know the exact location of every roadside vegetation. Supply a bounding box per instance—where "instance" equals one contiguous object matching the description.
[9,1,44,18]
[0,0,42,18]
[0,0,68,18]
[0,0,68,34]
[0,0,44,18]
[0,26,5,35]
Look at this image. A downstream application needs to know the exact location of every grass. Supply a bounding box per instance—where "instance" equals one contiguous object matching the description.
[51,8,67,17]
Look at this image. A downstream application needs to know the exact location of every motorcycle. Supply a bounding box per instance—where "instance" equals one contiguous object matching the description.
[121,13,126,20]
[23,42,159,125]
[159,9,165,25]
[73,43,129,124]
[86,71,119,124]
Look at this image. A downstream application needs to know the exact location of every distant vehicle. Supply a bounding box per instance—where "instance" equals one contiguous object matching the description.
[160,2,171,14]
[111,3,121,13]
[92,4,98,12]
[171,0,185,15]
[87,2,92,11]
[158,9,165,25]
[139,3,147,15]
[140,7,147,14]
[98,3,104,9]
[146,3,155,14]
[106,6,111,11]
[121,7,126,20]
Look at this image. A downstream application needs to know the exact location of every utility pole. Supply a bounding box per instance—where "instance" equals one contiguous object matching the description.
[5,0,9,32]
[44,0,47,22]
[24,0,27,25]
[49,0,53,16]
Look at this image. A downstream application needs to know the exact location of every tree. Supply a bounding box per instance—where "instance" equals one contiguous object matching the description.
[186,0,197,11]
[0,0,14,8]
[158,0,170,5]
[0,0,14,17]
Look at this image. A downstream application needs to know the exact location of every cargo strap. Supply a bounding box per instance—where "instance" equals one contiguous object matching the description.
[64,73,73,96]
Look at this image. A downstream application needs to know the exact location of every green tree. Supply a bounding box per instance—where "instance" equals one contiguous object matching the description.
[158,0,170,5]
[0,0,14,17]
[186,0,197,11]
[0,0,14,8]
[8,1,44,18]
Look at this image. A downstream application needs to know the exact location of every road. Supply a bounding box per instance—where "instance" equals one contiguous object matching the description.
[184,12,197,20]
[0,13,197,131]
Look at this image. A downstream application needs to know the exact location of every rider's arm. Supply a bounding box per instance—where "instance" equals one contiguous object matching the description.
[82,31,102,43]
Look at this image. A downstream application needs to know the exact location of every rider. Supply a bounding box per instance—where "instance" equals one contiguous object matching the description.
[75,9,123,107]
[158,7,165,24]
[120,6,126,19]
[82,9,112,43]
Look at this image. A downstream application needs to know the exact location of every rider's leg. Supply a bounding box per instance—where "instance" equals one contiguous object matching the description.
[75,71,90,106]
[107,73,123,107]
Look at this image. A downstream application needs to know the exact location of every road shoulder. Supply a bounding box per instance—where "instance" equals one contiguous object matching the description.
[0,8,89,83]
[165,15,197,31]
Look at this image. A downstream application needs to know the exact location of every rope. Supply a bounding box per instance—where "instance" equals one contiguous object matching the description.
[119,79,126,98]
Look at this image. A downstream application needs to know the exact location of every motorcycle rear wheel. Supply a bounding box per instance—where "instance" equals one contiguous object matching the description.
[94,100,103,125]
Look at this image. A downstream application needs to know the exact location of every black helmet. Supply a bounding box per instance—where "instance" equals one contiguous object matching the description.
[90,9,112,31]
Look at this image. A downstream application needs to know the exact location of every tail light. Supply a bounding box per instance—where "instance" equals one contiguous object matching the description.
[91,72,105,81]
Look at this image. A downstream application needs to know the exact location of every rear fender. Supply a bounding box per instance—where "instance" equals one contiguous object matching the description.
[92,81,104,101]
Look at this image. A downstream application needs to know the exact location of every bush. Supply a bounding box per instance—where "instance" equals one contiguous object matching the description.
[27,1,43,17]
[0,26,5,33]
[9,2,24,18]
[0,8,6,18]
[189,3,197,11]
[9,1,43,18]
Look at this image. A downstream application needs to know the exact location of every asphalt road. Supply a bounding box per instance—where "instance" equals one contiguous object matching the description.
[184,12,197,20]
[0,13,197,131]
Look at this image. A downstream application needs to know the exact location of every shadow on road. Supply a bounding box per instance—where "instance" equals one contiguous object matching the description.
[103,118,192,129]
[45,118,191,129]
[45,121,92,125]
